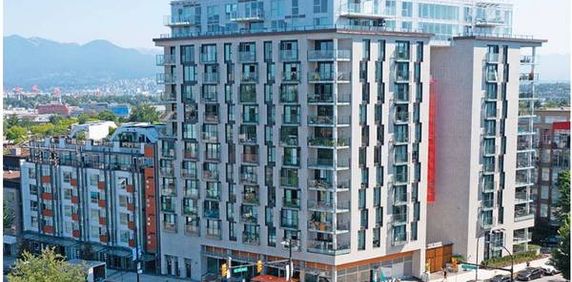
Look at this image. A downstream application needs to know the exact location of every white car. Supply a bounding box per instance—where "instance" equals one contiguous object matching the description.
[540,265,560,275]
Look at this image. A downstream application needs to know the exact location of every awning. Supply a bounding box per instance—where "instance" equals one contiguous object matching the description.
[251,275,290,282]
[23,232,80,247]
[4,235,17,245]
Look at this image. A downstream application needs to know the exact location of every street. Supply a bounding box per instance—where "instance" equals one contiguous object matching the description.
[534,274,566,282]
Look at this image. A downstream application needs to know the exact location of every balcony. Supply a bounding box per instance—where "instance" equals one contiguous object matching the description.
[394,49,410,62]
[394,111,409,124]
[308,179,349,191]
[308,137,350,148]
[241,72,258,83]
[308,93,350,104]
[339,2,394,19]
[392,213,408,225]
[519,91,536,100]
[242,232,260,246]
[239,134,257,144]
[280,135,298,147]
[204,209,220,219]
[481,199,495,210]
[282,72,301,83]
[232,10,264,23]
[307,49,351,61]
[203,73,219,83]
[279,50,299,62]
[486,53,500,63]
[485,71,499,83]
[283,198,301,209]
[280,90,298,104]
[157,73,177,84]
[307,200,350,212]
[308,71,350,83]
[204,113,219,123]
[240,173,257,185]
[242,153,259,164]
[239,51,257,63]
[161,91,177,102]
[280,176,298,187]
[519,72,539,82]
[308,115,350,127]
[199,54,217,64]
[160,167,175,177]
[515,208,534,221]
[181,169,198,179]
[515,192,532,204]
[202,133,218,143]
[308,158,350,170]
[203,170,219,181]
[475,17,504,27]
[241,212,258,224]
[243,192,259,205]
[520,56,536,65]
[307,240,350,255]
[240,90,257,103]
[164,15,195,26]
[156,54,176,65]
[185,224,200,236]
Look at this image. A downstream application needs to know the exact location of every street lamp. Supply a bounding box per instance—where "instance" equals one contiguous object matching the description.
[280,239,298,281]
[491,230,514,282]
[475,227,505,281]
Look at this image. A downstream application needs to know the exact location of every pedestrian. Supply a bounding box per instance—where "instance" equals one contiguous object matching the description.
[526,261,530,268]
[443,268,448,281]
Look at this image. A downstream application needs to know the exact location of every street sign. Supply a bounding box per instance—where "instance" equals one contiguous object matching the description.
[233,266,248,273]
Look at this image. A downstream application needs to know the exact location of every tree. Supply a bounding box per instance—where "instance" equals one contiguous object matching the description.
[75,131,87,141]
[551,216,570,279]
[97,111,118,122]
[555,171,570,219]
[8,247,86,282]
[5,126,28,144]
[77,113,91,125]
[4,201,14,230]
[129,104,160,123]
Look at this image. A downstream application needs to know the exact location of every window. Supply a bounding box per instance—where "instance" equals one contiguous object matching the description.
[89,174,99,186]
[358,230,366,250]
[292,0,299,15]
[181,45,195,64]
[264,41,273,61]
[63,172,72,183]
[313,0,327,13]
[402,1,412,17]
[90,192,99,204]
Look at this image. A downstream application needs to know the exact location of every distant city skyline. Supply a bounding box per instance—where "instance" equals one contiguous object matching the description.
[3,0,569,53]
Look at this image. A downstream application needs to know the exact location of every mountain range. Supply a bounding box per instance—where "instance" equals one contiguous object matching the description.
[3,35,158,89]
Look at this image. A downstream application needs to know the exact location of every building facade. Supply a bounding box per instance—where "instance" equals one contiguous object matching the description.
[155,25,432,281]
[20,123,161,272]
[533,108,570,230]
[163,0,512,43]
[427,35,544,264]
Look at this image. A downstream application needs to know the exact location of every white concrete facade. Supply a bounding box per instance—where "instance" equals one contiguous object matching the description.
[427,35,543,264]
[155,28,431,281]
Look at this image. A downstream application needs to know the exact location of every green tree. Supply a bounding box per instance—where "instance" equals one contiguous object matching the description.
[551,216,570,279]
[77,113,91,125]
[5,126,28,143]
[75,131,87,141]
[129,104,160,123]
[97,111,118,122]
[8,247,86,282]
[556,171,570,219]
[4,201,14,230]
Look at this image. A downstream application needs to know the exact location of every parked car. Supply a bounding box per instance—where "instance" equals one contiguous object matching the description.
[540,265,560,275]
[542,235,563,247]
[516,267,543,281]
[486,274,512,282]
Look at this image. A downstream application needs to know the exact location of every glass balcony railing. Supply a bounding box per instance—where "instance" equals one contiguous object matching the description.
[203,73,219,83]
[486,53,500,63]
[203,209,220,219]
[307,49,351,61]
[241,72,258,83]
[156,73,176,84]
[239,51,257,63]
[279,135,298,147]
[243,192,259,204]
[240,90,257,103]
[308,137,350,147]
[519,73,539,82]
[520,56,536,65]
[308,115,350,126]
[283,198,300,208]
[280,90,298,103]
[515,208,534,221]
[308,93,351,104]
[282,72,301,82]
[242,232,260,245]
[308,71,351,82]
[392,213,408,224]
[280,176,298,187]
[307,200,350,211]
[280,50,299,61]
[156,54,176,65]
[307,240,350,255]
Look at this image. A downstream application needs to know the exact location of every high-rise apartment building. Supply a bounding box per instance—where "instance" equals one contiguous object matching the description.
[533,108,570,230]
[20,123,161,272]
[154,0,527,280]
[427,36,544,264]
[162,0,512,43]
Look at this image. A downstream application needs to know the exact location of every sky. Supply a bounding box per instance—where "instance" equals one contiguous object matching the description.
[3,0,570,55]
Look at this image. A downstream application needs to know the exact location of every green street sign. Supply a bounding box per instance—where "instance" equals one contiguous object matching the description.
[233,266,248,273]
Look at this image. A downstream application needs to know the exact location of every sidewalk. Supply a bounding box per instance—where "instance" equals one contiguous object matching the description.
[428,257,551,282]
[105,269,194,282]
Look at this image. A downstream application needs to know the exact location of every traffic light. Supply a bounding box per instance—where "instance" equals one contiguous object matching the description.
[256,260,263,273]
[221,263,228,278]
